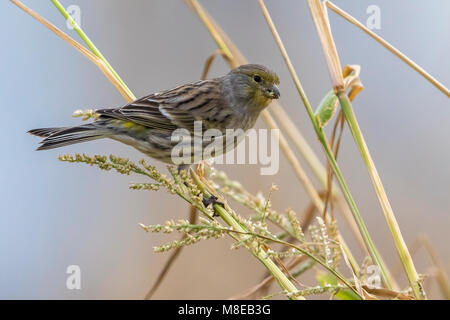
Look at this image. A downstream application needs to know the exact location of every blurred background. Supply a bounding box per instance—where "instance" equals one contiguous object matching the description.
[1,0,449,299]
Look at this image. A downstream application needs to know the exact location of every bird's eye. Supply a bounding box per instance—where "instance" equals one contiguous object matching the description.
[253,75,262,83]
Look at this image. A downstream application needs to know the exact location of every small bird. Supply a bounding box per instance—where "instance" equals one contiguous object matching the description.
[29,64,280,171]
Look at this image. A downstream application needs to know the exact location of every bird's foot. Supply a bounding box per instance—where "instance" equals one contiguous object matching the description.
[177,164,191,174]
[202,195,224,217]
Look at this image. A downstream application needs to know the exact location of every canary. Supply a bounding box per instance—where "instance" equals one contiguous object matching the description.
[29,64,280,170]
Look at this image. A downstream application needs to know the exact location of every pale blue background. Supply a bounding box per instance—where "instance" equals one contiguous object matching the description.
[1,0,449,299]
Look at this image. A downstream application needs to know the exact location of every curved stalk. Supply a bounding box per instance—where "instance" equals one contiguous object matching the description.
[50,0,135,100]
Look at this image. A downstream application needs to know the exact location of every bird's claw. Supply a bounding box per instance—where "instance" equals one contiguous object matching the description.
[202,195,224,217]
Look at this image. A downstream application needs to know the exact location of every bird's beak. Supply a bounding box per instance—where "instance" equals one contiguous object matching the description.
[266,85,280,99]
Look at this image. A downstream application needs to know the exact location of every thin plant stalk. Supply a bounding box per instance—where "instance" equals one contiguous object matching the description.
[10,0,134,103]
[422,241,450,299]
[145,205,197,299]
[50,0,136,100]
[325,1,450,98]
[272,104,328,185]
[263,112,328,215]
[230,256,309,300]
[414,235,450,299]
[257,0,392,289]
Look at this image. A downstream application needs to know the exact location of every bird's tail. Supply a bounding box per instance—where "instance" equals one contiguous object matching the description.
[29,124,106,150]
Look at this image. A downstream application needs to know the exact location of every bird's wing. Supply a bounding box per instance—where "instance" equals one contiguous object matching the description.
[96,79,223,134]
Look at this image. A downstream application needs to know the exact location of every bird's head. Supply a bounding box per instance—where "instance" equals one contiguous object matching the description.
[225,64,280,109]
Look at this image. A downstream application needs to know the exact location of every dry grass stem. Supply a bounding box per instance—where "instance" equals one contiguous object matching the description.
[10,0,135,103]
[229,256,308,300]
[201,49,230,79]
[184,0,234,63]
[307,0,344,90]
[145,205,198,299]
[325,1,450,98]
